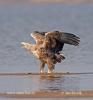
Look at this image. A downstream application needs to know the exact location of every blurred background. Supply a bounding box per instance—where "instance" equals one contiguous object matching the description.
[0,0,93,73]
[0,0,93,97]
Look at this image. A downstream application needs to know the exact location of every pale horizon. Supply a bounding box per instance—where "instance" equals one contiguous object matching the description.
[0,0,93,4]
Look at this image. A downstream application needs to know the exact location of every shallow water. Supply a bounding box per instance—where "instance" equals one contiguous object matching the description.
[0,3,93,99]
[0,74,93,93]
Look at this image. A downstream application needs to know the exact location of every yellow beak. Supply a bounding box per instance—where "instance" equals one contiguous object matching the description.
[21,42,26,48]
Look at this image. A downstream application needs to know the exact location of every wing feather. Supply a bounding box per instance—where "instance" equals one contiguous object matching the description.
[31,31,80,54]
[45,31,80,46]
[44,31,80,53]
[31,31,46,45]
[59,32,80,46]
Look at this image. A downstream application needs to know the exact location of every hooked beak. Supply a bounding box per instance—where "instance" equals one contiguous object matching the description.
[21,42,26,48]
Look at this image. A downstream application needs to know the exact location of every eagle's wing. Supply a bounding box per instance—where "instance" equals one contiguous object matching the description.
[31,31,80,54]
[45,31,80,46]
[59,32,80,46]
[44,31,80,54]
[31,31,46,45]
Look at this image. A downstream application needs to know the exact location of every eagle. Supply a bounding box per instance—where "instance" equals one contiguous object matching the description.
[21,31,80,73]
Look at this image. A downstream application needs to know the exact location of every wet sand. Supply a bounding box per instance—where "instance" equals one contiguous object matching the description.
[0,72,93,76]
[0,91,93,98]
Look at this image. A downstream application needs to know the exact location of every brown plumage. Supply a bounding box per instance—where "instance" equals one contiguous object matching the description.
[21,31,80,73]
[21,42,64,73]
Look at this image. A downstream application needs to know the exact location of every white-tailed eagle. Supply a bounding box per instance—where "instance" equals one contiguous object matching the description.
[21,31,80,73]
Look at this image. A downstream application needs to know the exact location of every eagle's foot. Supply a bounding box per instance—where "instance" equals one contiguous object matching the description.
[40,69,44,73]
[47,69,52,73]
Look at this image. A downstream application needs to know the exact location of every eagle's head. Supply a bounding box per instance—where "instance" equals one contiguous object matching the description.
[21,42,32,50]
[21,42,36,51]
[21,42,27,48]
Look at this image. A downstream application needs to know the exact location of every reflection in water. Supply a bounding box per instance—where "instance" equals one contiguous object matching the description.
[38,75,62,91]
[33,75,79,92]
[0,75,79,93]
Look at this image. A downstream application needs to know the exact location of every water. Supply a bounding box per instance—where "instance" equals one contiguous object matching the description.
[0,3,93,99]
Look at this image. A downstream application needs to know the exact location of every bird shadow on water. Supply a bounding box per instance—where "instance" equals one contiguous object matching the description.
[33,75,79,92]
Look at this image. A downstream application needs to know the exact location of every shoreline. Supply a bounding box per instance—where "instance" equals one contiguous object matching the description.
[0,72,93,76]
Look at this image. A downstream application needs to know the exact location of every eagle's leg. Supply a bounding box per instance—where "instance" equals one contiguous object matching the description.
[46,58,55,73]
[40,60,45,73]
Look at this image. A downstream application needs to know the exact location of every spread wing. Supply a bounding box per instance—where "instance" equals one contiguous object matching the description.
[31,31,46,45]
[45,31,80,46]
[31,31,80,54]
[44,31,80,54]
[59,32,80,46]
[31,31,65,54]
